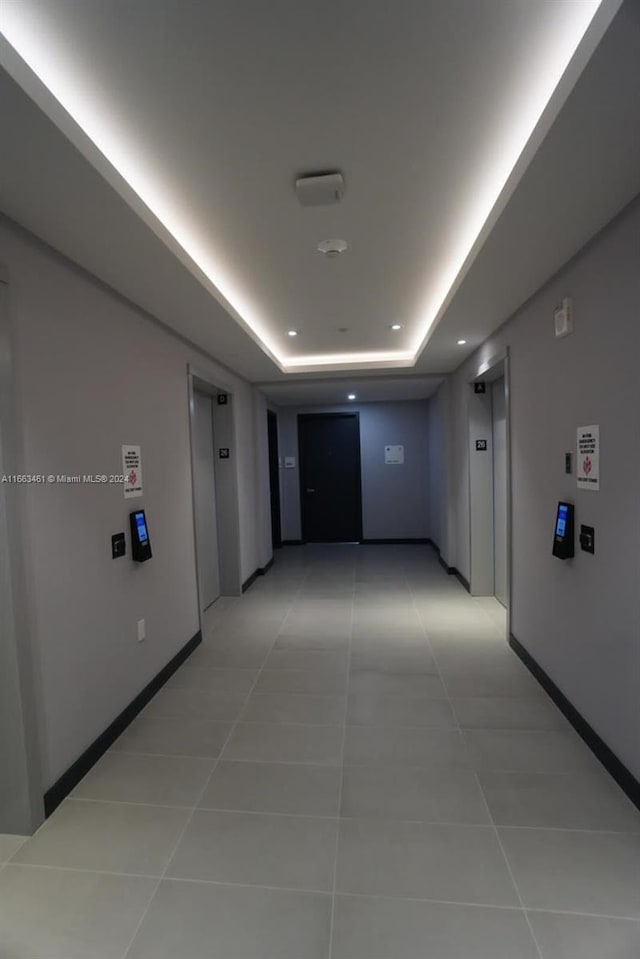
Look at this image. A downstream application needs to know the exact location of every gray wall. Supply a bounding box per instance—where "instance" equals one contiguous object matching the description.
[0,278,43,833]
[427,380,454,563]
[0,217,272,791]
[278,400,430,541]
[436,196,640,779]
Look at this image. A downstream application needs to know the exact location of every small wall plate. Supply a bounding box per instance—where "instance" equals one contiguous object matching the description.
[111,532,126,559]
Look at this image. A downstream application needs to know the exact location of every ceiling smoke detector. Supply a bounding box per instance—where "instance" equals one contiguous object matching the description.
[317,238,348,257]
[295,171,345,207]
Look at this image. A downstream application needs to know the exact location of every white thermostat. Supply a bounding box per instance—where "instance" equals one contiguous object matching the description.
[384,445,404,465]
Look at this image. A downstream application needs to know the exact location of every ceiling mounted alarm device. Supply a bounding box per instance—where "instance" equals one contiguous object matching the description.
[554,297,573,338]
[295,171,345,206]
[317,238,348,257]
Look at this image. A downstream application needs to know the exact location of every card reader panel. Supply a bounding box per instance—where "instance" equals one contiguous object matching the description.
[130,509,152,562]
[552,501,574,560]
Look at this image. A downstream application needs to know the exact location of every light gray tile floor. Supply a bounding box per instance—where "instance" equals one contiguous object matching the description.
[2,544,638,958]
[0,833,27,863]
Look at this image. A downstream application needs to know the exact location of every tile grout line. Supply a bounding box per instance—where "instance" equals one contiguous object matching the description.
[119,760,213,959]
[408,570,545,956]
[121,582,297,958]
[474,769,546,959]
[408,572,463,738]
[327,571,355,959]
[54,796,640,835]
[8,858,640,923]
[409,566,546,954]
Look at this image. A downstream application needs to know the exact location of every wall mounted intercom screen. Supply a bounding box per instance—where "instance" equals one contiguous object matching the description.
[552,501,574,560]
[135,512,148,543]
[130,509,152,562]
[555,504,568,538]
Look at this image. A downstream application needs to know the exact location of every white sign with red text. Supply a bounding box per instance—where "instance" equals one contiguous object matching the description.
[122,445,143,498]
[577,426,599,491]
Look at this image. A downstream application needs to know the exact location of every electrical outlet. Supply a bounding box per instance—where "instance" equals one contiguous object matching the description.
[137,618,146,643]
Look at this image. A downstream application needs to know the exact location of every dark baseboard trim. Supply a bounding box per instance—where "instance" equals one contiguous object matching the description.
[242,570,259,593]
[430,542,470,592]
[241,557,275,593]
[44,631,202,817]
[281,539,304,546]
[453,569,471,592]
[360,538,433,545]
[510,633,640,812]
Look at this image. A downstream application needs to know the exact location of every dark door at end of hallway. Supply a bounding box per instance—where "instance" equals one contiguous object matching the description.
[298,413,362,542]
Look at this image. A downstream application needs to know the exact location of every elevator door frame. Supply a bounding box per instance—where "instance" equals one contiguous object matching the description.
[187,366,242,635]
[467,349,512,635]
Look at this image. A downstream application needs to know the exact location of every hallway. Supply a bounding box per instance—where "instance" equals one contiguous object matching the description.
[1,544,639,958]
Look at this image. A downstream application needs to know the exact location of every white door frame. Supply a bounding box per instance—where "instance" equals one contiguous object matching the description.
[192,390,221,612]
[467,348,513,637]
[0,274,44,833]
[187,365,242,635]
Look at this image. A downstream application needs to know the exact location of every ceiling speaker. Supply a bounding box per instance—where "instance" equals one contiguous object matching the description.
[295,172,345,207]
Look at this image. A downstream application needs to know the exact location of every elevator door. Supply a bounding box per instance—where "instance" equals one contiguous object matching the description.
[492,378,508,607]
[193,391,221,610]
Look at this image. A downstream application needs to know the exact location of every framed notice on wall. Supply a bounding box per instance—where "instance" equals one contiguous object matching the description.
[576,426,599,491]
[122,445,143,498]
[384,445,404,465]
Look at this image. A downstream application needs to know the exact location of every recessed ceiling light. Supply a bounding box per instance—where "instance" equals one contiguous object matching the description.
[347,393,356,400]
[390,324,403,331]
[457,339,467,345]
[287,329,298,337]
[317,238,348,257]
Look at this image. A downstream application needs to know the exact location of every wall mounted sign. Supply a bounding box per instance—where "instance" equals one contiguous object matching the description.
[122,445,143,499]
[577,425,599,490]
[476,439,488,451]
[217,394,228,405]
[384,445,404,465]
[284,457,296,469]
[218,447,230,459]
[474,383,486,394]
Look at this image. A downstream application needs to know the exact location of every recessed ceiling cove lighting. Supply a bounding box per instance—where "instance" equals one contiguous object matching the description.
[457,339,467,345]
[347,393,356,400]
[0,2,612,375]
[287,329,298,337]
[317,238,348,257]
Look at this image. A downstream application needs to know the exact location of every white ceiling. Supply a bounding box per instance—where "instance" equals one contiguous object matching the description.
[1,0,639,401]
[260,376,444,408]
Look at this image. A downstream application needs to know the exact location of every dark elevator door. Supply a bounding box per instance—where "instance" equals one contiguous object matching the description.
[298,413,362,542]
